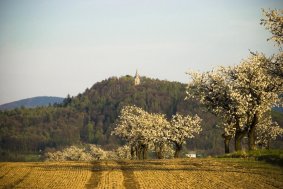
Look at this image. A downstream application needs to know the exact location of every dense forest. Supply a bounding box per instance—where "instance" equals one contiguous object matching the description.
[0,75,282,160]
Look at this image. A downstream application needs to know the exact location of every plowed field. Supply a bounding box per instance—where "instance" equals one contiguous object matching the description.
[0,158,282,189]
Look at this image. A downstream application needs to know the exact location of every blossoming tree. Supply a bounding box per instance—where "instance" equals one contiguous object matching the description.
[260,9,283,88]
[256,113,283,149]
[111,105,151,159]
[187,53,282,152]
[226,53,282,150]
[186,68,247,152]
[167,113,202,158]
[261,9,283,47]
[187,8,283,152]
[112,105,202,159]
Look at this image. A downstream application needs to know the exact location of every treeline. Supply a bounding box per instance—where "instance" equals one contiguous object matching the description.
[0,107,84,153]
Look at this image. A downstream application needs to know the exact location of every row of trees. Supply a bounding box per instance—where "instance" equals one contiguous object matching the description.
[186,9,283,153]
[112,106,202,159]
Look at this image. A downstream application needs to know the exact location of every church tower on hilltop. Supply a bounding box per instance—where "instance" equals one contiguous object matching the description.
[134,70,140,86]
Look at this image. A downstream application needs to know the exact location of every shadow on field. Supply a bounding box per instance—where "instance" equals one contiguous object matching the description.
[256,156,283,167]
[117,161,139,189]
[87,159,264,175]
[1,169,31,189]
[85,161,102,189]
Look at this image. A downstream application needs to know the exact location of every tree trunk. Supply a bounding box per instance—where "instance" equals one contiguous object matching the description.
[234,130,245,151]
[248,126,256,151]
[155,143,165,159]
[159,143,165,159]
[174,143,182,158]
[130,145,135,160]
[142,144,148,160]
[248,114,258,151]
[266,140,270,150]
[155,145,159,159]
[136,144,142,160]
[222,134,231,154]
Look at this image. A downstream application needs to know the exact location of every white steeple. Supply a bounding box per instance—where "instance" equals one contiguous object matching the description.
[134,70,140,86]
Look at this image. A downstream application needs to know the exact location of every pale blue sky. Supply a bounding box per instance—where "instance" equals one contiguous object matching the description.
[0,0,282,104]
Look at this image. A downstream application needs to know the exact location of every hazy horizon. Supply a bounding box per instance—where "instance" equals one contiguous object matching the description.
[0,0,282,104]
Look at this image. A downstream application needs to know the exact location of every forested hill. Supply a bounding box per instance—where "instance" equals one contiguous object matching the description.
[63,75,220,151]
[0,96,64,110]
[0,76,282,160]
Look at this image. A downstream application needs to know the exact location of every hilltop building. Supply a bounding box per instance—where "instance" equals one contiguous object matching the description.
[134,70,141,86]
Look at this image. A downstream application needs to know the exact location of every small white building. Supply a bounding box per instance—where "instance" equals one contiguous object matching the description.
[185,151,197,158]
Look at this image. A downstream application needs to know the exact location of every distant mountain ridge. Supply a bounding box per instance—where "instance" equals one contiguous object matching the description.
[273,107,283,112]
[0,96,64,110]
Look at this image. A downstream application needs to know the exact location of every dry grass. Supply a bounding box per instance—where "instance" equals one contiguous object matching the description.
[0,162,92,189]
[0,158,282,189]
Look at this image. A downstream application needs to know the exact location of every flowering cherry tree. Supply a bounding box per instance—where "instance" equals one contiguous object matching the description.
[261,9,283,47]
[256,114,283,149]
[45,144,108,161]
[260,9,283,81]
[187,68,247,152]
[188,8,283,151]
[112,105,202,159]
[227,53,282,150]
[111,105,151,159]
[149,113,171,159]
[115,145,132,159]
[167,114,202,158]
[257,123,283,149]
[187,52,282,151]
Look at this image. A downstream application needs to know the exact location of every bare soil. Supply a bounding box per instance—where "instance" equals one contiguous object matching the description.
[0,158,282,189]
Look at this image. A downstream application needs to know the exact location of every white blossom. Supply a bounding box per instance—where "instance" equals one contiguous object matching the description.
[112,106,202,158]
[256,115,283,148]
[187,52,282,150]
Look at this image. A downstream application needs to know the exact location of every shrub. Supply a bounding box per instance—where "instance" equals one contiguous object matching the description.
[45,144,110,161]
[116,145,131,159]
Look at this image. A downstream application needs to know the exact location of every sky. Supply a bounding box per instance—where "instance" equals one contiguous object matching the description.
[0,0,282,104]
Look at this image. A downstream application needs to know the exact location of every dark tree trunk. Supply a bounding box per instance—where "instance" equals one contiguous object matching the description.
[248,126,256,151]
[266,140,270,150]
[155,143,165,159]
[224,138,230,154]
[222,134,232,154]
[130,145,135,160]
[142,144,148,160]
[158,143,165,159]
[235,130,246,151]
[155,146,160,159]
[174,143,182,158]
[136,144,142,160]
[248,114,258,151]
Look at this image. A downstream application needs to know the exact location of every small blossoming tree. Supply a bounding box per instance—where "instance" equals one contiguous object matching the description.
[112,105,202,159]
[167,114,202,158]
